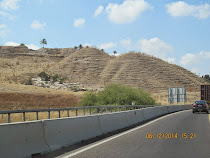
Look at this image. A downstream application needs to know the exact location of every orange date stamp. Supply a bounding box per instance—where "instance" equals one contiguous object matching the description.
[146,133,196,139]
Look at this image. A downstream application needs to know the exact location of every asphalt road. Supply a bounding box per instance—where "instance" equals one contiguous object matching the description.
[57,110,210,158]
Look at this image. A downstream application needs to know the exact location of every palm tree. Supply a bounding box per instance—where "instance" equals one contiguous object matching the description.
[40,39,47,48]
[113,50,117,56]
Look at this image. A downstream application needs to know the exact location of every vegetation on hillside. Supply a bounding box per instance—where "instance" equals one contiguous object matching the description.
[202,75,210,83]
[79,84,157,106]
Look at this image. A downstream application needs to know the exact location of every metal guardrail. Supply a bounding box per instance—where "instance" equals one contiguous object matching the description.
[0,105,155,123]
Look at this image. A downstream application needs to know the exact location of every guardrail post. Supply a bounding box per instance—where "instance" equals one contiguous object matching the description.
[111,108,112,113]
[106,108,107,113]
[59,111,61,118]
[8,113,10,123]
[48,111,50,119]
[76,109,78,116]
[83,108,85,116]
[115,107,117,112]
[36,112,39,120]
[67,110,69,117]
[23,112,26,122]
[90,108,91,115]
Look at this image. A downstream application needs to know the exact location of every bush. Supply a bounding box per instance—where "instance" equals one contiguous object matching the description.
[38,72,50,81]
[59,77,66,84]
[52,74,59,82]
[79,84,157,106]
[25,78,33,85]
[80,91,97,107]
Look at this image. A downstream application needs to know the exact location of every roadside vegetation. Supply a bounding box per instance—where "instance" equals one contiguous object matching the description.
[80,83,157,106]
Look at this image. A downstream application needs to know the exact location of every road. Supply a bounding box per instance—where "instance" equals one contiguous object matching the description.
[56,110,210,158]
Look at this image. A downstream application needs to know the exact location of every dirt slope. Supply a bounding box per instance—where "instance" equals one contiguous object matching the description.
[48,48,111,86]
[99,52,206,92]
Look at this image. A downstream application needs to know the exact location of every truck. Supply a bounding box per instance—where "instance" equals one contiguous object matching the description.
[201,85,210,104]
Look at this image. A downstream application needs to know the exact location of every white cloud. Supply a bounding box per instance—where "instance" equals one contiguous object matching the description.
[191,67,200,74]
[94,5,104,17]
[165,57,176,64]
[0,11,14,20]
[98,42,116,50]
[4,41,40,50]
[0,24,7,29]
[120,39,131,47]
[5,41,19,46]
[105,0,151,24]
[180,51,210,66]
[180,51,210,75]
[0,0,20,10]
[30,20,47,29]
[139,37,173,58]
[26,44,39,50]
[74,18,85,27]
[0,24,9,37]
[166,1,210,19]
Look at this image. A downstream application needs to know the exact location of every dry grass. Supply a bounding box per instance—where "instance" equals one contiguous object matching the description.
[0,56,57,84]
[0,92,82,110]
[0,108,99,124]
[152,91,200,105]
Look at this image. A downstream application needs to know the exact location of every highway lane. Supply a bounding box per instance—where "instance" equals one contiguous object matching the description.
[58,110,210,158]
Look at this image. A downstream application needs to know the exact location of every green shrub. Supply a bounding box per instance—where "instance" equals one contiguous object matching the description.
[80,91,97,107]
[59,77,67,84]
[79,83,157,106]
[52,74,59,82]
[25,78,33,85]
[38,72,50,81]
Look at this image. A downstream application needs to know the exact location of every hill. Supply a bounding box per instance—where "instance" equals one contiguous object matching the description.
[99,52,206,92]
[0,46,208,107]
[47,48,111,86]
[48,49,207,92]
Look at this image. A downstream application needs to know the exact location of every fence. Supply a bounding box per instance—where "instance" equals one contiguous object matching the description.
[0,105,155,123]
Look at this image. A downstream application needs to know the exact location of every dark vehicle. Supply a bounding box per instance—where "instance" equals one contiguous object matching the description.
[192,100,209,113]
[201,85,210,104]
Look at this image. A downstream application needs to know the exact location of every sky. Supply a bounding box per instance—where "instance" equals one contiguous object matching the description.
[0,0,210,76]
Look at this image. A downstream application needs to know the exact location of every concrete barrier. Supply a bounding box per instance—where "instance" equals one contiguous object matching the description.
[44,115,103,151]
[0,105,191,157]
[98,112,129,134]
[161,106,169,115]
[142,107,162,121]
[0,121,50,158]
[126,109,145,125]
[167,105,178,113]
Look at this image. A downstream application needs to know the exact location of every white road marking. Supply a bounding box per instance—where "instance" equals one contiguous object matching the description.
[59,110,189,158]
[209,114,210,123]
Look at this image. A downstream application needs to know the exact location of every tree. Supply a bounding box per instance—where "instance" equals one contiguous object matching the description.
[38,72,50,81]
[20,43,25,46]
[203,74,210,83]
[113,50,117,56]
[101,49,104,52]
[74,46,78,50]
[40,39,47,48]
[79,44,83,50]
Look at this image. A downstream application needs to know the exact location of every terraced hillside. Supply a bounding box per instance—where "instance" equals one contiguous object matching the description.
[47,48,111,86]
[48,48,207,92]
[99,52,207,92]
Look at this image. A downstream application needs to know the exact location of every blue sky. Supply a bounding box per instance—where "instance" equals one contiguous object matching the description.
[0,0,210,76]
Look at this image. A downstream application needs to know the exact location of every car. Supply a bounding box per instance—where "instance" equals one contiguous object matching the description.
[192,100,209,114]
